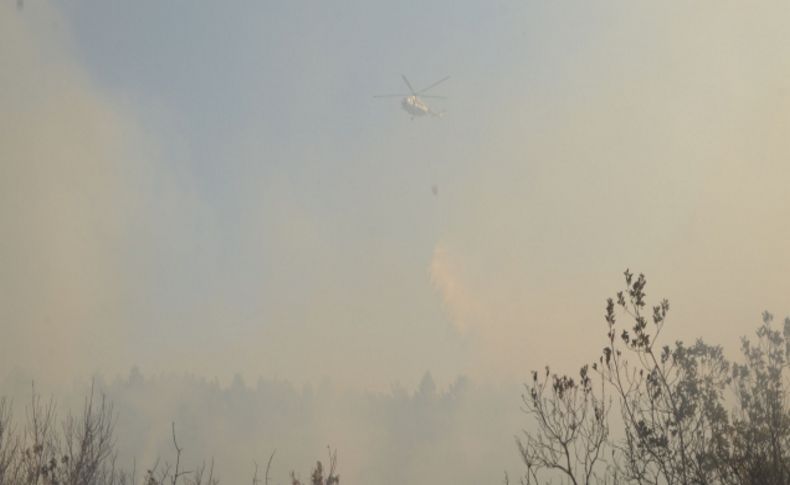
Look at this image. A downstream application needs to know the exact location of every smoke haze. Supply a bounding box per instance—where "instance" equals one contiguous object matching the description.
[2,0,790,481]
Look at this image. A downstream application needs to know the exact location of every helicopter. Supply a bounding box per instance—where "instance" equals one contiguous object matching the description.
[374,75,449,119]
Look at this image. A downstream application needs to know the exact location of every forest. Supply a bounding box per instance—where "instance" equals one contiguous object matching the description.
[1,272,788,485]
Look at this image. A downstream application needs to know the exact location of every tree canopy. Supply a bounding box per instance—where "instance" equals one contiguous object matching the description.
[516,270,790,485]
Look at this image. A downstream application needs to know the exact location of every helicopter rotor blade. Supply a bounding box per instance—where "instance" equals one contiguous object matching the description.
[401,75,417,95]
[373,94,409,98]
[417,95,447,99]
[418,75,450,94]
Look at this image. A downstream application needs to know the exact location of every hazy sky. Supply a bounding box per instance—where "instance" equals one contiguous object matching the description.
[2,1,789,389]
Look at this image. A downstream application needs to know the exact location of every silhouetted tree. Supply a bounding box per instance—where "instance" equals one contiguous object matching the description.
[517,270,790,485]
[516,364,610,485]
[0,383,128,485]
[290,448,338,485]
[727,312,790,485]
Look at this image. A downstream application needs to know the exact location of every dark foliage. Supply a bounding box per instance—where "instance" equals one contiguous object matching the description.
[516,270,790,485]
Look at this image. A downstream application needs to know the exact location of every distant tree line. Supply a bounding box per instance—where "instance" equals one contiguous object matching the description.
[3,270,786,484]
[0,365,489,485]
[514,270,790,485]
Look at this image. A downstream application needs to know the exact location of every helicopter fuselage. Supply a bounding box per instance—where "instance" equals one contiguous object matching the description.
[374,75,448,118]
[402,96,430,117]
